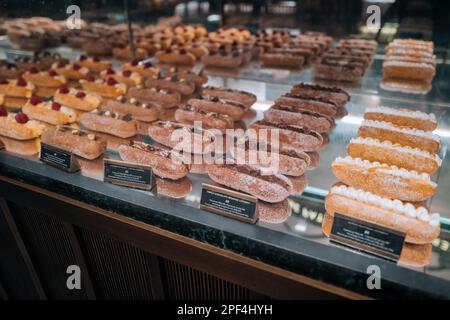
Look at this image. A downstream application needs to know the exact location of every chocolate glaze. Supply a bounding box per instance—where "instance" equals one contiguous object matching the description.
[292,83,350,99]
[256,120,322,140]
[271,104,334,124]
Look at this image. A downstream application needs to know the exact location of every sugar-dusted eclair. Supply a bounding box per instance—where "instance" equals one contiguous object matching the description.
[325,184,440,244]
[332,156,437,202]
[348,137,441,174]
[358,120,440,154]
[364,106,437,131]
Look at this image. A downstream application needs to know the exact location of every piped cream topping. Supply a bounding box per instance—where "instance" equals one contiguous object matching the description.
[330,185,440,227]
[361,120,440,142]
[333,156,435,184]
[349,137,441,166]
[365,106,436,122]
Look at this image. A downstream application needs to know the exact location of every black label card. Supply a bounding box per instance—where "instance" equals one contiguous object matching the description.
[104,159,155,190]
[40,143,79,172]
[200,184,258,224]
[330,213,405,261]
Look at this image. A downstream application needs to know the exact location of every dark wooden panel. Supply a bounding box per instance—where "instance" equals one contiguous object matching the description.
[159,257,266,300]
[75,227,161,300]
[0,199,45,299]
[8,201,90,300]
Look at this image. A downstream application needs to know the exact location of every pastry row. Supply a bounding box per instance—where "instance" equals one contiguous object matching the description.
[324,105,441,266]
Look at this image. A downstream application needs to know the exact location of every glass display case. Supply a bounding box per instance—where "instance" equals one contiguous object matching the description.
[0,0,449,300]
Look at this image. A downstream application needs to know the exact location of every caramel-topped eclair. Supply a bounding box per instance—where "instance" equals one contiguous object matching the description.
[332,156,437,202]
[347,137,441,174]
[78,109,137,139]
[54,85,102,112]
[358,119,440,154]
[100,68,143,87]
[0,108,45,140]
[22,67,66,88]
[52,61,90,81]
[325,184,440,245]
[120,60,160,78]
[22,96,76,125]
[364,106,437,131]
[155,48,196,65]
[80,76,127,99]
[0,78,35,98]
[77,55,111,72]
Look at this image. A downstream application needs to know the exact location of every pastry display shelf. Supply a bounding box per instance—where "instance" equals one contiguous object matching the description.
[1,77,450,298]
[1,40,450,298]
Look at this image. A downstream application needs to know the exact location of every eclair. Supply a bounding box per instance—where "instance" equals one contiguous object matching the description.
[201,86,256,108]
[0,78,35,98]
[174,104,234,133]
[100,68,143,87]
[250,120,323,152]
[53,86,102,112]
[104,96,159,122]
[325,184,440,244]
[321,213,433,267]
[120,60,160,78]
[358,119,440,154]
[274,94,338,118]
[41,126,106,160]
[77,55,111,72]
[81,76,127,99]
[187,95,247,120]
[22,96,77,125]
[207,164,293,203]
[363,106,437,131]
[78,109,137,139]
[127,86,181,109]
[332,156,437,202]
[22,67,66,88]
[0,109,45,140]
[289,83,350,108]
[348,137,441,174]
[155,48,196,65]
[145,74,195,96]
[230,139,310,177]
[118,141,189,180]
[263,104,334,133]
[148,120,215,154]
[52,61,90,81]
